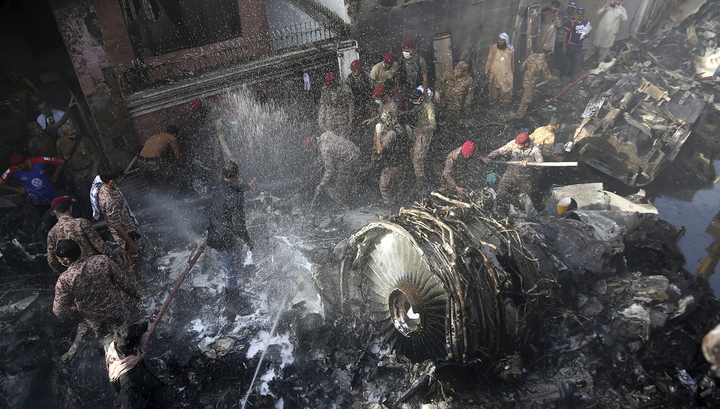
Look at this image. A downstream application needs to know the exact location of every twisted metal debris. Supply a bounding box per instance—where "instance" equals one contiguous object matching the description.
[339,192,552,365]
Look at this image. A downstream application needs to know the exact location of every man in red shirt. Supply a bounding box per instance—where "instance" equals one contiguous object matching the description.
[0,154,64,213]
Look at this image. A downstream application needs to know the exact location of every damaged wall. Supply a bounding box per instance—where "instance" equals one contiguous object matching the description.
[47,0,137,165]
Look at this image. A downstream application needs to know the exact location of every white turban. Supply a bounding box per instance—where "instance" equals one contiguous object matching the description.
[499,33,515,52]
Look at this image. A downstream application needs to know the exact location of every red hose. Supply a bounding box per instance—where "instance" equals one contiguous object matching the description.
[142,239,207,348]
[469,72,600,128]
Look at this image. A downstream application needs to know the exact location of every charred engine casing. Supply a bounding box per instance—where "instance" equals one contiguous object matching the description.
[338,193,550,364]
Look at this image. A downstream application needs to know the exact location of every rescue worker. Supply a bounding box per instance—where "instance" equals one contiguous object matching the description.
[346,59,373,121]
[434,61,474,138]
[370,53,398,89]
[529,114,564,161]
[486,33,515,109]
[443,140,477,196]
[36,97,75,139]
[561,7,591,81]
[98,165,141,274]
[375,100,412,208]
[407,89,436,191]
[46,196,124,274]
[0,154,64,213]
[397,41,430,96]
[52,239,140,337]
[27,122,58,158]
[314,131,361,208]
[516,44,559,119]
[318,72,355,137]
[207,161,255,315]
[105,322,163,408]
[584,0,627,64]
[57,122,99,216]
[137,125,182,181]
[554,1,577,68]
[481,132,543,199]
[540,1,563,55]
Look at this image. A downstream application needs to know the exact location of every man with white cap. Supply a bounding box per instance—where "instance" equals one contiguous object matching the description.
[485,33,515,109]
[584,0,627,64]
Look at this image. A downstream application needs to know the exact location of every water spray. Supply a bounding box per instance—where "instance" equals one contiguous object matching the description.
[240,291,289,409]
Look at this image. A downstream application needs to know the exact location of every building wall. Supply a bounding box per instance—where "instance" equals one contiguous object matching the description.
[351,0,522,84]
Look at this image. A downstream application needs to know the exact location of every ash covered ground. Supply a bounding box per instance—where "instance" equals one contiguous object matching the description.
[3,2,720,408]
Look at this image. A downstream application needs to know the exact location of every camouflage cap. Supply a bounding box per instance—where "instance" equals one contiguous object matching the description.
[455,61,469,71]
[61,122,78,134]
[541,44,553,53]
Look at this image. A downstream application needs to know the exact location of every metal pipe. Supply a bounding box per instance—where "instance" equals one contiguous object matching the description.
[142,239,207,348]
[489,160,578,167]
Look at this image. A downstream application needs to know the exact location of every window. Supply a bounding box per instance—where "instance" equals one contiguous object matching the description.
[120,0,242,57]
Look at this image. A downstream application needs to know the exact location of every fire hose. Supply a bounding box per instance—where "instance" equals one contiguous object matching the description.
[469,72,600,128]
[489,160,578,167]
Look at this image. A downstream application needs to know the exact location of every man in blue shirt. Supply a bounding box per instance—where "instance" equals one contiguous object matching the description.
[0,154,64,213]
[560,7,590,81]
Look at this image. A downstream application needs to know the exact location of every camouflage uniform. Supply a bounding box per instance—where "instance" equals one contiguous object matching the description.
[516,53,554,118]
[318,131,361,204]
[442,147,471,191]
[47,215,123,273]
[487,140,543,198]
[407,98,436,179]
[529,125,558,160]
[53,255,139,336]
[369,61,398,88]
[99,184,140,269]
[398,55,428,92]
[435,70,474,134]
[319,83,355,137]
[346,70,374,120]
[377,109,412,205]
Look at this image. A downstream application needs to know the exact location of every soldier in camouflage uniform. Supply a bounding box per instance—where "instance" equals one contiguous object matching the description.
[98,165,141,274]
[434,61,474,138]
[318,72,355,137]
[315,131,361,207]
[346,60,374,122]
[376,106,412,207]
[529,114,564,161]
[53,239,140,337]
[516,44,559,118]
[443,140,477,196]
[407,89,436,190]
[57,122,100,216]
[481,132,543,199]
[47,197,123,273]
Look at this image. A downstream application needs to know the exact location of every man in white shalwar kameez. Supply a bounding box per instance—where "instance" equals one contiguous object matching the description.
[584,0,627,63]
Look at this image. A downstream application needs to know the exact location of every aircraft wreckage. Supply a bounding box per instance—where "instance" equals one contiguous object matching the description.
[330,185,659,371]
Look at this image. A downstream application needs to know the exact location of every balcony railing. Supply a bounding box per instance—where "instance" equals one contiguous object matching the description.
[119,21,336,93]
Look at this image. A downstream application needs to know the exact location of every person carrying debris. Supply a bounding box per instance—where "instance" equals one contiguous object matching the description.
[434,61,474,138]
[529,114,564,161]
[398,41,429,96]
[314,131,361,208]
[46,196,124,274]
[443,140,477,196]
[516,44,559,118]
[104,321,164,409]
[318,72,355,137]
[560,7,591,81]
[207,161,255,313]
[486,33,515,109]
[98,164,142,275]
[0,154,64,214]
[481,132,543,199]
[57,122,100,217]
[584,0,627,64]
[52,239,140,337]
[137,124,182,183]
[27,122,58,158]
[375,100,413,208]
[407,89,436,192]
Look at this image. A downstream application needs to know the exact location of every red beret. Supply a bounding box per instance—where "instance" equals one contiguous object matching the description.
[10,154,25,167]
[372,86,386,99]
[191,98,202,110]
[401,40,414,49]
[51,196,71,209]
[383,53,395,64]
[350,60,363,71]
[461,141,476,157]
[324,72,337,86]
[515,132,529,144]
